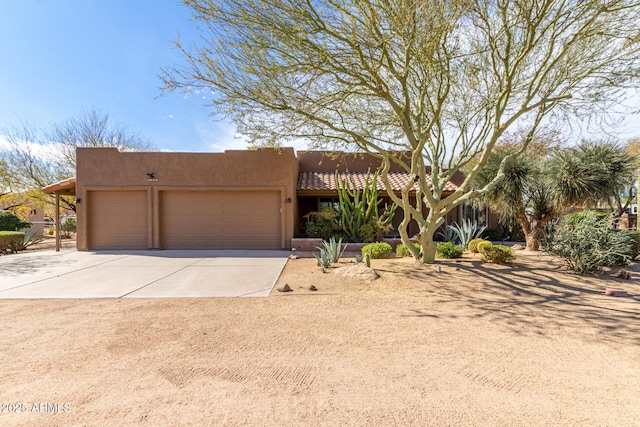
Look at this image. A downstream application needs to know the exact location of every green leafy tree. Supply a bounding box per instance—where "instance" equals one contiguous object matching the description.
[163,0,640,262]
[0,210,30,231]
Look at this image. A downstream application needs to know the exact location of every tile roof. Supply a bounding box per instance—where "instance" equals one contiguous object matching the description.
[297,172,458,193]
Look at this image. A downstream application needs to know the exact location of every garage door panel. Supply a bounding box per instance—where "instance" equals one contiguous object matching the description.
[90,191,148,250]
[162,191,280,250]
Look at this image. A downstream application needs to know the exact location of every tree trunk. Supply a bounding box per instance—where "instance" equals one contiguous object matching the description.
[525,229,541,251]
[416,220,440,263]
[420,237,437,263]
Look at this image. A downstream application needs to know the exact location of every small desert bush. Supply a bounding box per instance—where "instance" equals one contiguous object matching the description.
[625,231,640,260]
[468,238,487,253]
[481,244,515,264]
[361,242,393,258]
[436,241,463,259]
[544,216,634,274]
[396,242,421,257]
[0,231,26,253]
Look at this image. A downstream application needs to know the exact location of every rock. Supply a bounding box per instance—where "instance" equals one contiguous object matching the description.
[288,254,298,260]
[435,265,442,273]
[604,288,628,297]
[618,269,631,280]
[334,264,380,280]
[512,290,520,296]
[309,285,318,291]
[511,244,525,251]
[277,284,292,292]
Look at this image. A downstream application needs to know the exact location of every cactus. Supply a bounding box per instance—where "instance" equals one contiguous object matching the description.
[336,169,397,243]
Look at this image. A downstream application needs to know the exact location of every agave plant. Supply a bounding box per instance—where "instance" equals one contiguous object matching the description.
[447,218,487,248]
[318,237,347,263]
[314,248,331,269]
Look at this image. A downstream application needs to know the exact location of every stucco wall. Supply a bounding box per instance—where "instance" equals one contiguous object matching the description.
[297,151,411,173]
[76,147,299,250]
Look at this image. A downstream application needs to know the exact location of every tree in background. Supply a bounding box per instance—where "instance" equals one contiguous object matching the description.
[1,109,153,213]
[50,109,154,176]
[554,140,637,227]
[163,0,640,262]
[474,135,639,250]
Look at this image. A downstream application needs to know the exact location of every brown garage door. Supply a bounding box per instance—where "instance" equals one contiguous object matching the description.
[162,191,281,249]
[89,191,148,249]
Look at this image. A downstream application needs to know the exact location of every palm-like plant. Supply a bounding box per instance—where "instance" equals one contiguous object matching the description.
[472,136,637,250]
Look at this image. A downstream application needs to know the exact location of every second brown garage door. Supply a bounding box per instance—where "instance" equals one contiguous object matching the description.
[161,190,281,249]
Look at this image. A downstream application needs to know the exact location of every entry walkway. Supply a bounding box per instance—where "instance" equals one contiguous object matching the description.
[0,249,289,298]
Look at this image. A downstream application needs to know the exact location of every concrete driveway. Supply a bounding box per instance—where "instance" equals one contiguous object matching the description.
[0,249,289,298]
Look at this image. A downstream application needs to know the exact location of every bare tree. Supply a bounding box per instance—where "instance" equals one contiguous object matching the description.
[49,108,154,176]
[2,110,154,213]
[163,0,640,262]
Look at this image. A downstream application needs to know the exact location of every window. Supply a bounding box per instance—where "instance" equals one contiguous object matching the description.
[319,197,340,211]
[461,200,487,226]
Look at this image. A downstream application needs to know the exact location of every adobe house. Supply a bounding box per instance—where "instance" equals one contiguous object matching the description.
[43,147,496,251]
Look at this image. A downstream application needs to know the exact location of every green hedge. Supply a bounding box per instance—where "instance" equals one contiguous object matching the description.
[0,231,26,252]
[361,242,393,258]
[436,241,463,258]
[396,243,421,257]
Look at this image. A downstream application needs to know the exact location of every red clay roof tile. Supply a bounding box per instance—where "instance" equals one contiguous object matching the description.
[297,172,458,193]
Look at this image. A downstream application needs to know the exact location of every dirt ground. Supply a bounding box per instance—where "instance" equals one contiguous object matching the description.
[0,249,639,426]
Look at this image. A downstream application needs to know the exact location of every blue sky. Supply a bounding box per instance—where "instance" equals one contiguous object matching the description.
[0,0,243,152]
[1,1,638,154]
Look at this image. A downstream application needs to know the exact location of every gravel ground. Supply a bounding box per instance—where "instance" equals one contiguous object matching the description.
[0,251,638,426]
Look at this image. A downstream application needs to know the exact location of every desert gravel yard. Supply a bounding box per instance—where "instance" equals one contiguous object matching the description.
[0,251,639,426]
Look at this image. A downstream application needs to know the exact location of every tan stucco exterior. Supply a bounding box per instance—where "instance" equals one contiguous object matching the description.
[76,147,299,250]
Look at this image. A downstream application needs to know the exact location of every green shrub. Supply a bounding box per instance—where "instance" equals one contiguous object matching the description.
[0,231,26,252]
[305,206,340,240]
[468,238,487,253]
[0,210,30,231]
[62,219,76,232]
[544,216,634,274]
[361,242,392,258]
[564,210,609,227]
[476,241,493,254]
[627,231,640,260]
[305,221,335,240]
[481,244,515,264]
[396,242,421,257]
[436,241,463,259]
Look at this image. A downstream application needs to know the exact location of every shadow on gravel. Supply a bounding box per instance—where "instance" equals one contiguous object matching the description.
[403,254,640,346]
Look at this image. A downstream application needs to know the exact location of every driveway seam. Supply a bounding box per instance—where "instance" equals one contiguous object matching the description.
[118,258,206,298]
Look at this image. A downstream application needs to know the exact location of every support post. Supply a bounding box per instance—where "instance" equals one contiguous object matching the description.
[55,192,60,252]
